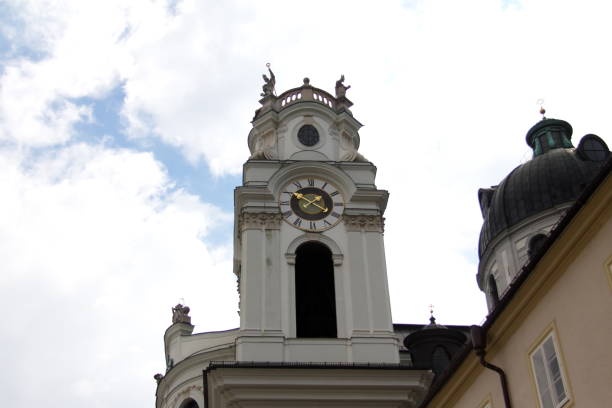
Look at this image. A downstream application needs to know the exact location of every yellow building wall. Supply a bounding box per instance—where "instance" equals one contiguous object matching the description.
[428,179,612,408]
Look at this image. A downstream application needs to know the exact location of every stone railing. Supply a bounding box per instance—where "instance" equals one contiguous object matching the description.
[254,79,353,121]
[275,83,337,112]
[278,89,303,108]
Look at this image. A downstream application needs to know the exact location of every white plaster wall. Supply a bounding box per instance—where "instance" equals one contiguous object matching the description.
[432,191,612,408]
[156,344,236,408]
[480,204,573,310]
[166,327,238,367]
[235,160,398,364]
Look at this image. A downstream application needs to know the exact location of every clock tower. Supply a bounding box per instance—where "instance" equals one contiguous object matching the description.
[235,73,399,363]
[156,72,432,408]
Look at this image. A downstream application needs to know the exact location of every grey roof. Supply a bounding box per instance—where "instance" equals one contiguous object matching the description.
[478,119,609,258]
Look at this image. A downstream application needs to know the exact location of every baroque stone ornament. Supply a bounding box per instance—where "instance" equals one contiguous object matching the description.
[335,74,351,98]
[339,129,367,162]
[169,384,203,408]
[260,64,276,97]
[171,303,191,324]
[239,212,283,231]
[249,129,277,160]
[343,215,385,232]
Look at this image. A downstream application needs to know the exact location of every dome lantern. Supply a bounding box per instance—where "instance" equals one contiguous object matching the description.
[526,118,574,157]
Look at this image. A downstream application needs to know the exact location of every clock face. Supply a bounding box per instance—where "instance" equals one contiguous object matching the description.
[279,177,345,232]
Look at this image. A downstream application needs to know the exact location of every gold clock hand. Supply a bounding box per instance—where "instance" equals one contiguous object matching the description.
[303,197,328,212]
[293,192,329,213]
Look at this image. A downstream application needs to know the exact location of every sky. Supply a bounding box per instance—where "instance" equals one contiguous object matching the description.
[1,0,611,407]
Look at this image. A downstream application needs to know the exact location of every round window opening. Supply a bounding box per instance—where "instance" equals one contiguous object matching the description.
[298,125,319,147]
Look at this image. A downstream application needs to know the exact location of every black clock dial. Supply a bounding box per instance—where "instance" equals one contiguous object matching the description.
[290,187,334,221]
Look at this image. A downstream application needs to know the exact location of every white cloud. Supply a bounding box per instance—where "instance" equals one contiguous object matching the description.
[0,144,237,407]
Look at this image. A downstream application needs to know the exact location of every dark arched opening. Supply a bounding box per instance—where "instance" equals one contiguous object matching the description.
[295,241,337,338]
[528,233,548,258]
[179,398,199,408]
[488,274,500,308]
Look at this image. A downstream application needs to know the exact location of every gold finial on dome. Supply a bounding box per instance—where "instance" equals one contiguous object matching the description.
[537,99,546,120]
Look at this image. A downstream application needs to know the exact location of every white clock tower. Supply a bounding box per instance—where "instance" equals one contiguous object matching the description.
[235,74,398,363]
[155,72,432,408]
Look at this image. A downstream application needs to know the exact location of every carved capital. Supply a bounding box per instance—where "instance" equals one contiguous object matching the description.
[239,212,283,231]
[343,215,385,233]
[285,253,296,265]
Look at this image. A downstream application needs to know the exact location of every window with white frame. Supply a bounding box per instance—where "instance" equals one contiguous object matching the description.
[530,332,570,408]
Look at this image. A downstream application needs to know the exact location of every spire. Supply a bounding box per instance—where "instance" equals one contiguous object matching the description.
[428,304,436,325]
[538,99,546,120]
[424,305,447,330]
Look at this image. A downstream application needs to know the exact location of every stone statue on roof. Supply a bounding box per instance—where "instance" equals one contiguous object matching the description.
[171,303,191,324]
[335,74,351,98]
[260,64,276,97]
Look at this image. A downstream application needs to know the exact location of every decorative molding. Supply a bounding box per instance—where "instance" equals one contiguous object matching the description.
[249,128,278,160]
[239,212,282,231]
[285,253,296,265]
[285,233,343,264]
[285,252,343,266]
[169,384,203,408]
[343,215,385,232]
[332,253,344,266]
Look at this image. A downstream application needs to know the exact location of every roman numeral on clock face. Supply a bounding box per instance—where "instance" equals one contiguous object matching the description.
[293,181,302,189]
[282,211,292,218]
[309,221,316,230]
[307,178,315,186]
[293,218,303,227]
[331,211,341,218]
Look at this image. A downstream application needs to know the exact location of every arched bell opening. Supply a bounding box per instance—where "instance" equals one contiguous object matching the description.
[178,398,199,408]
[295,241,337,338]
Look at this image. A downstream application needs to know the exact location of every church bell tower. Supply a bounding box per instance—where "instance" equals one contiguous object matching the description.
[234,72,399,363]
[155,70,432,408]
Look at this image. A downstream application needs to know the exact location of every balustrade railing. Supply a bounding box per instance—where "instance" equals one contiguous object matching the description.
[276,86,336,111]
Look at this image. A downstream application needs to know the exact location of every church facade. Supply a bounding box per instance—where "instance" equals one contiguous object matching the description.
[153,72,611,408]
